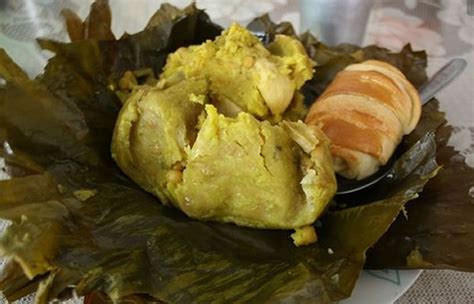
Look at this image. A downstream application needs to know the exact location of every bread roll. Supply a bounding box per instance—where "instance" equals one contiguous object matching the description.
[305,60,421,180]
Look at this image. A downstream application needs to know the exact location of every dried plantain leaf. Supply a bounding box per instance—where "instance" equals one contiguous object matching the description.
[0,3,467,304]
[365,103,474,270]
[251,16,472,271]
[262,13,472,271]
[247,13,296,44]
[0,130,438,304]
[0,49,29,83]
[62,0,115,41]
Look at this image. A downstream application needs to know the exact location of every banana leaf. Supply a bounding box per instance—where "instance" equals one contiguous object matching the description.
[249,14,473,271]
[0,2,470,303]
[62,0,115,41]
[366,105,474,271]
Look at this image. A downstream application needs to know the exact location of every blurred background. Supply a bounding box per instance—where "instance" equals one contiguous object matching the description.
[1,0,473,75]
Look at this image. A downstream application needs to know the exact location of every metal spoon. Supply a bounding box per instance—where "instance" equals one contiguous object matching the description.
[336,58,467,195]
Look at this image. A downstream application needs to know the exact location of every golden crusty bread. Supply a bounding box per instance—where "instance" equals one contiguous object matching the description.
[305,60,421,180]
[345,60,421,132]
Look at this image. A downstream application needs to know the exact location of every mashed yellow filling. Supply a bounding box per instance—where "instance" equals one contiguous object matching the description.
[111,24,336,245]
[159,23,313,121]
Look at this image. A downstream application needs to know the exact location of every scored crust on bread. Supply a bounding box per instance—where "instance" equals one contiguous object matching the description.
[306,99,402,143]
[305,60,422,180]
[305,95,403,163]
[318,70,412,132]
[345,60,421,133]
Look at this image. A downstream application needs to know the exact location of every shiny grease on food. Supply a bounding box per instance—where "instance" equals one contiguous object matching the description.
[112,24,336,246]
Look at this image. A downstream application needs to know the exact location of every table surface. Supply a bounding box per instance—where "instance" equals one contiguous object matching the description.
[0,1,473,303]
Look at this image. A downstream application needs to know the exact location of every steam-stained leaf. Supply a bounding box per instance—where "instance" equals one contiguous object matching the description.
[62,0,115,41]
[366,104,474,270]
[61,9,85,42]
[0,2,470,304]
[247,14,296,44]
[145,3,187,29]
[0,119,439,304]
[0,49,29,82]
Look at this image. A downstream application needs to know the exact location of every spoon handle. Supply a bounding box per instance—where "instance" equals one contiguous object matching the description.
[419,58,467,105]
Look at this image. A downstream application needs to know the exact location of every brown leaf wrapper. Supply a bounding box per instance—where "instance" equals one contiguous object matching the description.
[0,2,470,303]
